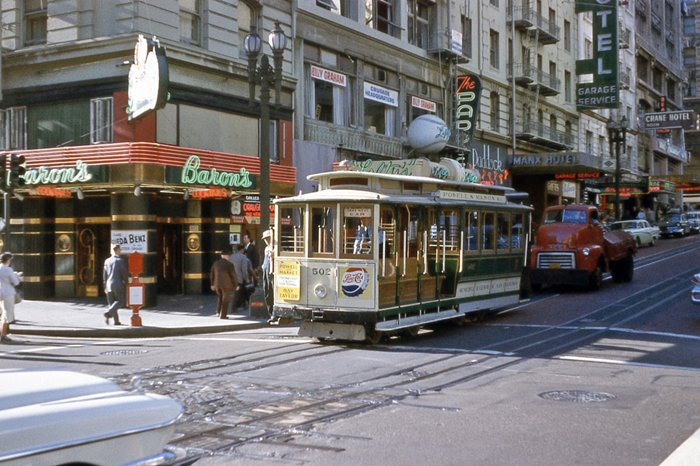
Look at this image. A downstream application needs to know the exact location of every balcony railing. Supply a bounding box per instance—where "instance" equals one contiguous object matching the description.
[510,64,561,96]
[507,7,560,44]
[650,136,689,163]
[516,120,574,150]
[304,118,404,159]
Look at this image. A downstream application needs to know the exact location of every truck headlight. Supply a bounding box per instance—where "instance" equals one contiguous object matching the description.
[314,284,327,299]
[582,247,591,256]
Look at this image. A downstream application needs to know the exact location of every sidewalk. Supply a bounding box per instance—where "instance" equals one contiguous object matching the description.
[7,294,270,339]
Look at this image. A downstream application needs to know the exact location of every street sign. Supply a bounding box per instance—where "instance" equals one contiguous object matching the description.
[642,110,696,129]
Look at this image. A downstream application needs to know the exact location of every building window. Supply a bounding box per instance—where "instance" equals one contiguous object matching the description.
[306,65,350,126]
[364,83,397,136]
[24,0,47,46]
[408,0,434,50]
[461,16,472,59]
[90,98,113,144]
[180,0,202,46]
[490,91,499,131]
[564,70,571,102]
[489,29,499,68]
[0,107,28,150]
[238,2,259,59]
[317,0,342,15]
[564,20,571,51]
[585,130,593,154]
[365,0,399,38]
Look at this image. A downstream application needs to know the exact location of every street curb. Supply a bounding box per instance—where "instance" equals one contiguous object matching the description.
[10,321,269,339]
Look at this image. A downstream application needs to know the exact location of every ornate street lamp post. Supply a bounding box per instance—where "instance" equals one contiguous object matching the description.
[244,22,287,249]
[607,115,628,221]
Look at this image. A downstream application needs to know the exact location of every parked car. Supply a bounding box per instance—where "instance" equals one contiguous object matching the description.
[692,273,700,304]
[685,211,700,233]
[609,219,660,247]
[0,369,183,466]
[659,213,691,238]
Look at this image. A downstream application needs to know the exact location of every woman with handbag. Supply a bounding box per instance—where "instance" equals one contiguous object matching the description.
[0,252,21,342]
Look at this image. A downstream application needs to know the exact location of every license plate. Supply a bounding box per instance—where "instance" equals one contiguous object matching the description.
[549,263,561,269]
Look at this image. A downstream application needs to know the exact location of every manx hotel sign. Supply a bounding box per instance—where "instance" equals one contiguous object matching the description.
[575,0,619,110]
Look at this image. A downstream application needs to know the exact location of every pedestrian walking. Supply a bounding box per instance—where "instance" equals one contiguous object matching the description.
[210,250,238,319]
[0,252,22,342]
[103,243,128,326]
[261,229,276,321]
[242,232,260,285]
[229,244,252,311]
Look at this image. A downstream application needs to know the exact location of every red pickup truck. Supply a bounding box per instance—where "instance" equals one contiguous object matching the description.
[528,204,637,290]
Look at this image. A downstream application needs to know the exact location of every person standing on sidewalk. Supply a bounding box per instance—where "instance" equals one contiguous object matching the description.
[210,250,238,319]
[103,244,128,326]
[242,232,260,286]
[229,244,252,312]
[261,229,276,321]
[0,252,22,342]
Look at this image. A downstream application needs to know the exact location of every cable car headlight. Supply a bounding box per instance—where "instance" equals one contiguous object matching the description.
[314,284,328,299]
[582,247,591,256]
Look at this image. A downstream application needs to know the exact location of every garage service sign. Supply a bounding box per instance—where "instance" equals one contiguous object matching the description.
[642,111,696,130]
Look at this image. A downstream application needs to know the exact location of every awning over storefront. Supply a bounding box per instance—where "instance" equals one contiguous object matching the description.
[10,142,297,197]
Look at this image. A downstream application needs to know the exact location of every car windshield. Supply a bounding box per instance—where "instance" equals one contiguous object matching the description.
[662,214,681,223]
[543,209,587,224]
[609,223,625,231]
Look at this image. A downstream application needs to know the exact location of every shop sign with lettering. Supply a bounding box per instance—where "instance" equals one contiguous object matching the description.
[468,141,510,186]
[23,160,106,185]
[310,65,347,87]
[575,1,619,109]
[165,155,256,189]
[364,83,398,107]
[111,230,148,253]
[127,34,169,120]
[642,111,696,130]
[455,73,481,145]
[411,96,437,113]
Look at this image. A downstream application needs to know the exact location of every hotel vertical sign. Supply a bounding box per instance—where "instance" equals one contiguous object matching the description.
[575,0,619,110]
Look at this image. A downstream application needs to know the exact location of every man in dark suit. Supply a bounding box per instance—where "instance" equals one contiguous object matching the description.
[242,233,260,285]
[103,244,129,325]
[210,250,239,319]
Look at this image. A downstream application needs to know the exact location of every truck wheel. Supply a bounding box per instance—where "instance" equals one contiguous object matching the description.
[620,252,634,282]
[588,265,602,291]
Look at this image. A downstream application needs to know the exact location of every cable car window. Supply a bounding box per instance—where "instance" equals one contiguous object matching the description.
[341,205,373,256]
[496,212,510,250]
[512,213,524,249]
[379,206,395,259]
[481,212,495,251]
[464,210,478,252]
[311,205,335,256]
[279,205,305,254]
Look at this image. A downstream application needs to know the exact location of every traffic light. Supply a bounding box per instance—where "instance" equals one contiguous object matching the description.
[0,154,7,190]
[9,154,26,188]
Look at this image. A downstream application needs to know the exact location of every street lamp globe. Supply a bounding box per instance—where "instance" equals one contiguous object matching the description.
[268,22,287,52]
[243,26,262,56]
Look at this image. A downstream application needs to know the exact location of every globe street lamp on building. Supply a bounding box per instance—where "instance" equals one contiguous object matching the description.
[244,22,287,249]
[607,115,627,221]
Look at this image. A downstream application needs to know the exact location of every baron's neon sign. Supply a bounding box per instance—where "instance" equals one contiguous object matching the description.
[181,155,253,188]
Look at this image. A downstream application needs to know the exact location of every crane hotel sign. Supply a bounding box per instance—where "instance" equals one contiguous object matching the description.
[575,0,619,110]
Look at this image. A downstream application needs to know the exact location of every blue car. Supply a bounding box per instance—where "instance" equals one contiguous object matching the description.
[659,213,691,238]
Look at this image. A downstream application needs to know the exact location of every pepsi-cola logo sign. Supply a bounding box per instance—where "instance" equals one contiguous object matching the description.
[341,267,369,297]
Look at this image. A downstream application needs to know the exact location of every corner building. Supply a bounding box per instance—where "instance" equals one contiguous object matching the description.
[0,2,295,304]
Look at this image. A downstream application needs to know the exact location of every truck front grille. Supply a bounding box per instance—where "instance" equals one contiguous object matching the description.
[537,252,575,269]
